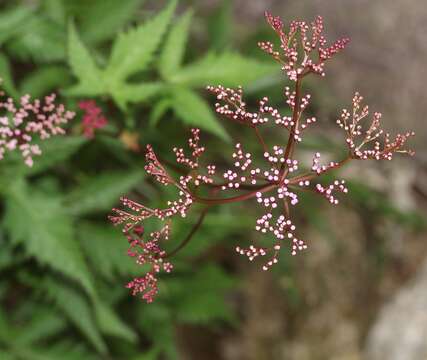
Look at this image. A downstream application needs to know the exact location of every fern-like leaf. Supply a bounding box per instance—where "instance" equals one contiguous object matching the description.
[3,180,95,297]
[106,0,176,83]
[159,10,193,79]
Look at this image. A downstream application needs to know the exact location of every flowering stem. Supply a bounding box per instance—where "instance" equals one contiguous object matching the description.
[280,77,302,182]
[285,77,302,158]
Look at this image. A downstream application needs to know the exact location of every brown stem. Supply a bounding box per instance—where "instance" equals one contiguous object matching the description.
[165,206,210,258]
[192,182,277,205]
[254,126,269,154]
[279,77,303,182]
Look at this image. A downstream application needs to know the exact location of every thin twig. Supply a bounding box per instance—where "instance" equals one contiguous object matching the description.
[165,206,210,258]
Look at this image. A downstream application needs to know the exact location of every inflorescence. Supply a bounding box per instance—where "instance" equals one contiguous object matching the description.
[0,89,75,167]
[110,12,415,303]
[79,100,108,139]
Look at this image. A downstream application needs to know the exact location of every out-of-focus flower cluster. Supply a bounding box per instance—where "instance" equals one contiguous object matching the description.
[110,12,415,302]
[0,89,74,167]
[79,100,107,139]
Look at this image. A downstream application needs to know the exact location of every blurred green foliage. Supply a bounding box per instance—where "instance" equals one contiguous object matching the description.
[0,1,424,359]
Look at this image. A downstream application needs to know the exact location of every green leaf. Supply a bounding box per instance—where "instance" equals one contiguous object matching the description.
[28,341,96,360]
[131,348,161,360]
[208,0,233,51]
[7,15,66,63]
[170,52,276,87]
[0,5,33,44]
[167,265,235,325]
[44,279,107,354]
[67,21,104,96]
[106,0,176,82]
[1,137,86,178]
[20,65,72,98]
[0,350,15,360]
[0,53,19,99]
[0,307,10,342]
[77,222,140,280]
[111,82,165,109]
[136,303,177,358]
[93,300,137,343]
[42,0,66,25]
[64,169,144,215]
[14,309,67,346]
[170,87,229,140]
[149,98,173,127]
[159,10,193,79]
[66,0,145,44]
[3,180,95,297]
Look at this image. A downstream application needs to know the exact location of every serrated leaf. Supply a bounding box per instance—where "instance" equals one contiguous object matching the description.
[170,87,229,140]
[44,279,107,354]
[77,222,140,280]
[106,0,176,82]
[65,169,144,215]
[7,15,66,62]
[3,180,95,297]
[170,52,276,87]
[159,10,193,79]
[111,82,165,109]
[66,0,145,44]
[20,65,72,98]
[67,22,104,96]
[0,53,19,99]
[93,300,137,343]
[165,265,235,325]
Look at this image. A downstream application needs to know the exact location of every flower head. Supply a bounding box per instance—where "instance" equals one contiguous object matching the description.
[79,100,107,139]
[0,91,74,167]
[260,12,349,80]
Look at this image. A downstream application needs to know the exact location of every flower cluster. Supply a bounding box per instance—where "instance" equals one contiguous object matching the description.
[0,91,75,167]
[124,225,172,303]
[110,12,415,302]
[259,12,349,80]
[79,100,107,139]
[337,92,415,160]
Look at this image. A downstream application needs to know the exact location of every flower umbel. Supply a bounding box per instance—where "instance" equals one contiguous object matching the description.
[110,12,415,302]
[0,89,75,167]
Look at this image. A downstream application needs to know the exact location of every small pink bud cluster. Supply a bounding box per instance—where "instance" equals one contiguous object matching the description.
[79,100,107,139]
[260,12,349,80]
[125,225,173,303]
[110,130,217,300]
[0,91,74,166]
[312,152,340,174]
[337,92,415,160]
[111,12,415,303]
[207,85,276,126]
[315,180,348,205]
